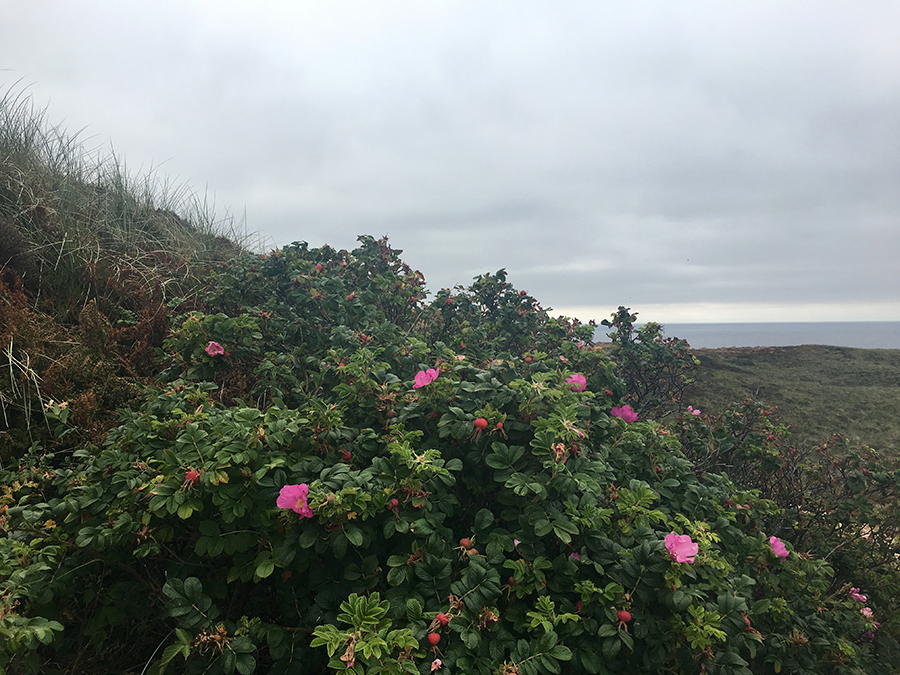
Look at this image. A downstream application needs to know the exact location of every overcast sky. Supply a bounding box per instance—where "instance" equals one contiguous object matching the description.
[2,1,899,323]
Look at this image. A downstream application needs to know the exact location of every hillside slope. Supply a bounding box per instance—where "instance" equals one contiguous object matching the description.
[687,345,900,454]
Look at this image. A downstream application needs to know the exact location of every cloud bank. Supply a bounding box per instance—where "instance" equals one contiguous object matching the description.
[2,1,898,322]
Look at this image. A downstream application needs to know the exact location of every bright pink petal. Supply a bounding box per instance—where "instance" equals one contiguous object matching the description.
[566,373,587,392]
[611,405,638,423]
[205,341,225,356]
[414,369,439,389]
[665,532,699,563]
[277,484,313,517]
[769,536,789,560]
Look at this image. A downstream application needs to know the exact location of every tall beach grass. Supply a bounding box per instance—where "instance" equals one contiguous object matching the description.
[0,84,261,322]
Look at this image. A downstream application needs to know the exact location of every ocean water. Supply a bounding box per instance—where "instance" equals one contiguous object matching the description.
[597,322,900,350]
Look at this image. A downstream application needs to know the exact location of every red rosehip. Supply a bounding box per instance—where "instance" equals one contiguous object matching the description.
[427,633,441,646]
[473,418,488,431]
[617,610,632,623]
[459,538,472,550]
[185,470,200,486]
[524,356,532,363]
[575,600,583,612]
[341,451,352,462]
[436,613,449,627]
[389,498,399,509]
[495,422,503,429]
[315,264,323,271]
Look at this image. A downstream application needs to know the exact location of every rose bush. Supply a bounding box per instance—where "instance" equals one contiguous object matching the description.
[0,238,897,675]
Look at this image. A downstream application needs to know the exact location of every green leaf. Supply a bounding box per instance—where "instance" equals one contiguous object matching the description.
[534,519,553,537]
[299,528,318,549]
[549,644,572,660]
[332,532,348,558]
[387,565,408,586]
[474,508,494,532]
[406,598,423,621]
[256,558,275,579]
[183,577,204,603]
[672,590,691,611]
[159,643,189,672]
[601,636,621,658]
[345,525,364,547]
[236,654,257,675]
[597,623,617,637]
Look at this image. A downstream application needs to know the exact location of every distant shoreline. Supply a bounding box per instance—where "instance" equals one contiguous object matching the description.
[593,321,900,350]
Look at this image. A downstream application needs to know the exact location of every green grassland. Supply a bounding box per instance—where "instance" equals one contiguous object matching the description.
[686,345,900,455]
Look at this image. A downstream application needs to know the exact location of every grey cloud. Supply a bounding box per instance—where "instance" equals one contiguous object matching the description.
[2,1,899,320]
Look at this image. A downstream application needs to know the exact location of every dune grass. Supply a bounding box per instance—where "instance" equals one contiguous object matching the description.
[0,86,260,323]
[0,87,262,454]
[686,345,900,455]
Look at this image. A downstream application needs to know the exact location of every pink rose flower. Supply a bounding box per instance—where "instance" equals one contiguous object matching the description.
[414,368,440,389]
[570,552,581,561]
[665,532,699,563]
[861,607,874,619]
[849,587,868,603]
[277,484,314,518]
[687,405,701,416]
[431,659,443,671]
[205,341,225,357]
[610,404,638,423]
[769,536,789,560]
[566,373,587,392]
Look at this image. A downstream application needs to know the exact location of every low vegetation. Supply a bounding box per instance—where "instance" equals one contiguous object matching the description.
[1,93,899,675]
[687,346,900,455]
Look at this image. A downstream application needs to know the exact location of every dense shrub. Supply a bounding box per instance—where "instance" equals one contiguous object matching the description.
[601,307,699,419]
[0,239,897,675]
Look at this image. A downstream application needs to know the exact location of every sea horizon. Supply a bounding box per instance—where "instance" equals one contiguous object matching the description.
[594,321,900,350]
